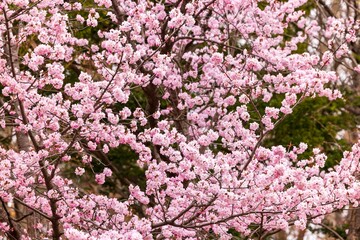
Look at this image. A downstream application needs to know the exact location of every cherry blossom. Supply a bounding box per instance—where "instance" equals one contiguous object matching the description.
[0,0,359,239]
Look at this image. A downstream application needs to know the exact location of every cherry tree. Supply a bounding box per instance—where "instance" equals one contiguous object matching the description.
[0,0,359,239]
[302,0,360,238]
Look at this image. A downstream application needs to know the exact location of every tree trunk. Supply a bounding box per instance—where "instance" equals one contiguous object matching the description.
[348,207,360,240]
[297,229,306,240]
[275,230,287,240]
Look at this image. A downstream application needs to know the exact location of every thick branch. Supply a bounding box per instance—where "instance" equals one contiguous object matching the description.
[1,198,20,240]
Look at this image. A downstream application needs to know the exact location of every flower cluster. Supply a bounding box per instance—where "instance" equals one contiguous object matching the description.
[0,0,359,239]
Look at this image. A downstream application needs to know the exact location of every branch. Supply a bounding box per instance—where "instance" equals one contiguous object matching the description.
[1,198,20,240]
[152,201,196,228]
[13,198,51,220]
[319,223,344,240]
[316,0,336,17]
[110,0,124,23]
[13,212,33,222]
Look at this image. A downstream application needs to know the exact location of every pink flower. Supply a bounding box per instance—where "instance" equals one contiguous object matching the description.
[75,167,85,176]
[95,173,106,185]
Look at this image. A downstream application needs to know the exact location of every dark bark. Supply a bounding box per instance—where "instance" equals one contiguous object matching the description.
[348,207,360,240]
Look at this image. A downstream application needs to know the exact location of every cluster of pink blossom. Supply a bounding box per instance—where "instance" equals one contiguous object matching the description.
[0,0,359,239]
